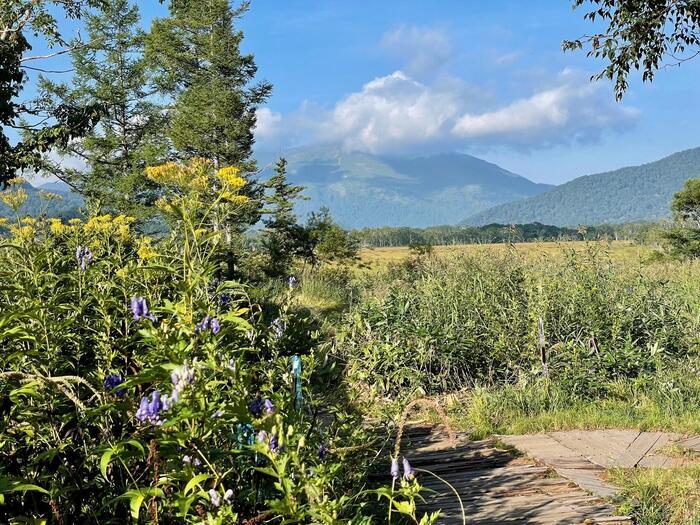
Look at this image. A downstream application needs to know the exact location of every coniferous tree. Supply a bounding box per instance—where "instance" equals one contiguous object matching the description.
[260,158,312,277]
[146,0,271,170]
[38,0,167,218]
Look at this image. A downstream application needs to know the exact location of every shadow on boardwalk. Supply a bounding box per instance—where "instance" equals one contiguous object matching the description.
[395,426,632,525]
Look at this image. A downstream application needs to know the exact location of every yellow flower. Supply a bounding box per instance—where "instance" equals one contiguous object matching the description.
[145,162,181,185]
[146,159,214,190]
[137,237,158,260]
[20,217,37,226]
[69,218,83,226]
[10,224,35,241]
[216,166,246,190]
[6,177,26,186]
[0,187,28,210]
[39,190,62,201]
[0,218,8,227]
[221,193,249,205]
[49,218,67,235]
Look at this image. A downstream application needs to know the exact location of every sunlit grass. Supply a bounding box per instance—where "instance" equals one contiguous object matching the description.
[609,465,700,525]
[359,240,654,268]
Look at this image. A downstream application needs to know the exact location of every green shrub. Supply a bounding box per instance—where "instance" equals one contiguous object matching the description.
[337,246,694,398]
[0,163,431,524]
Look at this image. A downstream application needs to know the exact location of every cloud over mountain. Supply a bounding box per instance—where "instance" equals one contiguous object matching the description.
[255,28,639,155]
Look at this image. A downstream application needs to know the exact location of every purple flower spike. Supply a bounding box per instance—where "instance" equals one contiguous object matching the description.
[131,297,155,322]
[256,430,268,443]
[103,373,125,397]
[76,246,94,271]
[210,318,220,335]
[269,434,280,452]
[318,443,328,460]
[402,457,415,481]
[264,399,275,415]
[135,390,165,424]
[195,314,210,334]
[208,489,221,508]
[249,397,265,417]
[390,457,399,479]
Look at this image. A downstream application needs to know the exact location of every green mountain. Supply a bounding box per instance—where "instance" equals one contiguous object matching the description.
[260,145,552,228]
[464,147,700,227]
[0,180,83,219]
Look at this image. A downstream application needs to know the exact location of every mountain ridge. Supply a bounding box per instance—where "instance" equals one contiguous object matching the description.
[260,144,552,228]
[463,147,700,227]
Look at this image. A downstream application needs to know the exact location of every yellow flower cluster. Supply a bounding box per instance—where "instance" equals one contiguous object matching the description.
[221,192,250,205]
[216,166,247,190]
[146,158,212,191]
[0,186,28,211]
[83,214,134,241]
[0,218,8,227]
[137,237,158,260]
[9,218,37,241]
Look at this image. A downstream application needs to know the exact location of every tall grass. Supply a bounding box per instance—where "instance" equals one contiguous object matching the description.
[336,245,697,399]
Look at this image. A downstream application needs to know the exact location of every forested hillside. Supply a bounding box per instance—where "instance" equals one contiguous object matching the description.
[465,147,700,226]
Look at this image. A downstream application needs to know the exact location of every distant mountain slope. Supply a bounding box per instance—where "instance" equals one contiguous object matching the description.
[464,147,700,227]
[0,181,83,219]
[259,145,552,228]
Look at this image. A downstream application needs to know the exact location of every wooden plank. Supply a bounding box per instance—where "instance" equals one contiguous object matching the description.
[676,435,700,452]
[617,432,662,467]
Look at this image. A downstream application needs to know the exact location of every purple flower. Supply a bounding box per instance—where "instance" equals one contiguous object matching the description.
[318,443,328,460]
[76,246,93,271]
[195,314,221,335]
[195,314,210,334]
[264,399,275,415]
[208,489,221,508]
[223,489,234,504]
[269,434,280,452]
[288,276,297,288]
[103,373,125,397]
[249,397,265,417]
[135,391,163,424]
[402,457,415,481]
[182,455,192,465]
[256,430,268,443]
[390,457,399,480]
[130,297,155,322]
[270,317,286,340]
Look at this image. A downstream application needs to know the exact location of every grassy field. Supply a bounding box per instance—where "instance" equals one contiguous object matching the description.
[359,240,654,267]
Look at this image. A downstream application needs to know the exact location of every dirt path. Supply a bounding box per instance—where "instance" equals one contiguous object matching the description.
[400,425,699,523]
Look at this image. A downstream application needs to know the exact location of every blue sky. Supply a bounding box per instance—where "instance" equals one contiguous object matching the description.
[29,1,700,185]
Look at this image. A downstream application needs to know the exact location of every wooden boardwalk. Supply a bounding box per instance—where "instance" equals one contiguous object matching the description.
[500,431,692,498]
[398,426,633,524]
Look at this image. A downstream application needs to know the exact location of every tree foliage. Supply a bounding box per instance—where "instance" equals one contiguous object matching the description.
[0,0,103,185]
[146,0,271,169]
[564,0,700,100]
[664,177,700,257]
[37,0,167,218]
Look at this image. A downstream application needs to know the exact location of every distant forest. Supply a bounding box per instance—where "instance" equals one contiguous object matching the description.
[351,222,660,248]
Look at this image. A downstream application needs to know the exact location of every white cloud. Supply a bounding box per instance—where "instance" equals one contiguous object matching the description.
[452,71,640,146]
[322,71,463,153]
[255,107,283,139]
[380,26,453,76]
[255,70,638,154]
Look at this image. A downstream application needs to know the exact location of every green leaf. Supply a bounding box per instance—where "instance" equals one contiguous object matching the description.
[7,484,50,495]
[392,500,415,515]
[183,473,210,496]
[100,448,116,480]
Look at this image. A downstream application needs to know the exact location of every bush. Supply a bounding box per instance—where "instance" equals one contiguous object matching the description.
[0,162,434,524]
